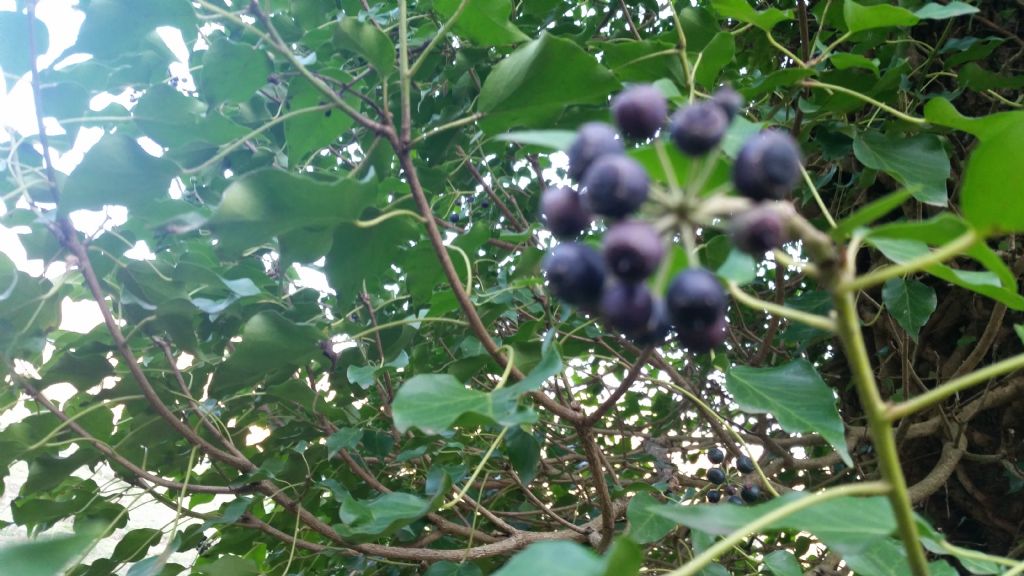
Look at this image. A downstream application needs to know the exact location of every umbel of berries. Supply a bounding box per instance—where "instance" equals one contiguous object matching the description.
[611,84,668,140]
[732,129,803,201]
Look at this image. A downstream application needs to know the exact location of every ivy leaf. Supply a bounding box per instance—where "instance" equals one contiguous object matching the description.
[284,75,357,164]
[726,361,852,466]
[333,17,395,74]
[710,0,793,31]
[0,528,98,576]
[0,11,48,78]
[832,188,914,240]
[882,278,937,340]
[764,551,803,576]
[492,539,641,576]
[201,37,272,105]
[627,492,677,544]
[424,562,484,576]
[212,311,323,394]
[62,134,177,213]
[1015,325,1024,345]
[195,555,260,576]
[915,2,979,20]
[494,130,577,150]
[961,120,1024,233]
[434,0,529,46]
[853,132,950,207]
[478,33,620,133]
[843,0,919,33]
[923,98,1024,141]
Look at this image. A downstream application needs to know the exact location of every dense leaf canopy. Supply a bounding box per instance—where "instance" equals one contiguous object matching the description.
[1,1,1022,575]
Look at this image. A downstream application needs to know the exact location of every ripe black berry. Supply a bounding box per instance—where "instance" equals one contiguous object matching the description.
[541,186,591,239]
[677,315,727,353]
[611,84,668,140]
[666,268,727,330]
[730,206,787,255]
[706,489,721,503]
[542,243,606,307]
[708,447,725,465]
[669,101,730,156]
[711,86,744,121]
[567,122,625,182]
[581,154,650,218]
[600,282,654,337]
[449,213,460,223]
[724,485,736,496]
[602,220,664,281]
[728,495,745,505]
[707,467,726,485]
[741,484,761,503]
[631,299,672,346]
[732,130,802,201]
[481,200,490,209]
[736,455,755,474]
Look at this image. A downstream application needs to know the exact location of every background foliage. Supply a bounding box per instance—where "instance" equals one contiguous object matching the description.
[1,0,1023,575]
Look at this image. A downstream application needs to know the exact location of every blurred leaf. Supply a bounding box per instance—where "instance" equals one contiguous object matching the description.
[0,11,48,78]
[62,134,177,213]
[882,278,936,341]
[201,37,271,105]
[843,0,919,33]
[212,311,323,393]
[0,529,97,576]
[764,550,803,576]
[333,17,395,73]
[494,130,577,150]
[627,492,677,544]
[710,0,793,31]
[961,120,1024,233]
[434,0,529,46]
[853,132,950,206]
[915,2,979,20]
[832,188,913,240]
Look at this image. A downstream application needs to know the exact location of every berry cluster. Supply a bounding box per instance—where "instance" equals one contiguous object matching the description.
[704,447,762,505]
[540,84,803,352]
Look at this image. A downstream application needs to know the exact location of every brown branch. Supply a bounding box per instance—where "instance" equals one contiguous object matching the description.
[947,303,1008,379]
[583,347,653,425]
[907,436,966,503]
[575,427,615,551]
[457,146,528,233]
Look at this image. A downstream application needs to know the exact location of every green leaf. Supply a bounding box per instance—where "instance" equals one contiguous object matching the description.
[212,311,323,393]
[924,97,1024,140]
[326,427,361,457]
[133,84,248,148]
[716,249,756,285]
[478,34,620,133]
[627,492,677,544]
[424,562,484,576]
[111,528,162,563]
[72,0,196,60]
[284,75,357,164]
[959,63,1024,91]
[62,134,177,213]
[764,550,803,576]
[843,0,919,33]
[333,17,395,73]
[961,120,1024,233]
[693,32,736,88]
[882,278,936,340]
[433,0,529,46]
[0,11,48,78]
[915,2,979,20]
[647,493,896,554]
[201,37,271,105]
[195,555,259,576]
[853,132,950,206]
[494,130,577,150]
[601,538,643,576]
[832,188,914,240]
[336,490,440,539]
[830,52,880,75]
[1016,325,1024,345]
[325,216,419,303]
[207,169,377,256]
[492,542,604,576]
[710,0,794,31]
[505,427,541,485]
[726,360,852,466]
[0,529,97,576]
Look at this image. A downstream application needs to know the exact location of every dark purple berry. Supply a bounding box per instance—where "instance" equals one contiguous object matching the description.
[542,243,606,307]
[602,220,664,281]
[600,282,654,337]
[677,315,727,354]
[631,298,672,346]
[669,102,729,156]
[724,485,737,496]
[732,130,802,201]
[707,467,726,485]
[581,154,650,218]
[666,268,727,331]
[707,489,721,503]
[541,186,592,239]
[449,213,460,223]
[736,455,756,474]
[611,84,668,140]
[567,122,625,182]
[708,447,725,465]
[481,200,490,209]
[728,495,745,505]
[711,86,744,121]
[730,206,788,255]
[741,484,761,503]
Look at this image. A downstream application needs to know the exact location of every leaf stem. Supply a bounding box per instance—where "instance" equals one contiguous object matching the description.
[886,352,1024,421]
[441,427,509,510]
[727,281,837,332]
[800,164,837,228]
[802,80,927,125]
[841,229,978,293]
[665,481,891,576]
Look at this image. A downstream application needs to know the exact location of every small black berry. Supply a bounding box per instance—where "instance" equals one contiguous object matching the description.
[581,154,650,218]
[732,130,802,201]
[542,243,606,307]
[730,206,788,255]
[708,447,725,464]
[728,495,745,505]
[611,84,668,140]
[567,122,625,182]
[666,268,727,331]
[481,200,490,209]
[711,86,744,121]
[677,315,727,353]
[600,282,654,337]
[741,484,761,503]
[724,485,736,496]
[669,102,730,156]
[707,467,726,485]
[602,220,664,281]
[541,186,592,239]
[736,455,756,474]
[449,213,460,223]
[707,489,721,503]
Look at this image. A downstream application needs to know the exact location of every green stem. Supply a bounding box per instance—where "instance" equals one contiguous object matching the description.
[409,0,469,78]
[398,0,411,144]
[441,427,509,510]
[413,112,484,143]
[800,164,837,228]
[766,30,808,67]
[833,290,930,576]
[665,481,891,576]
[841,229,978,293]
[727,281,837,332]
[886,352,1024,421]
[802,80,927,125]
[354,209,427,228]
